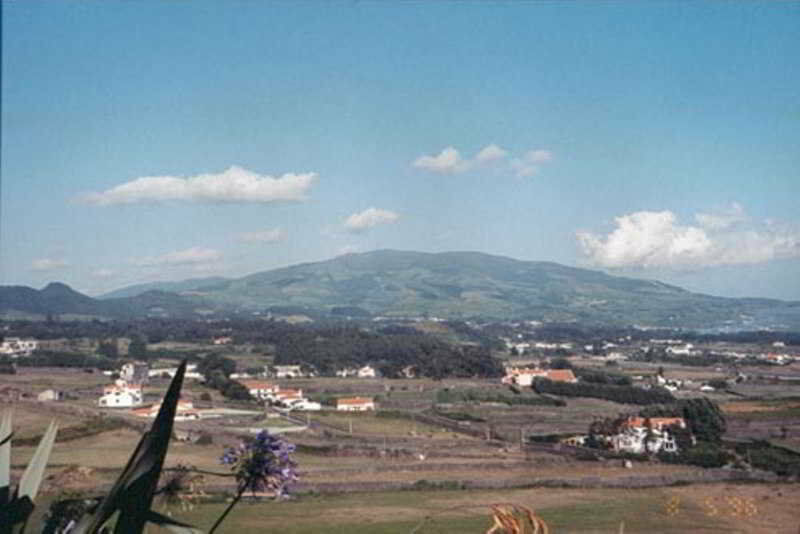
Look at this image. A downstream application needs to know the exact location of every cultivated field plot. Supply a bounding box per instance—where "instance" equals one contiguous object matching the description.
[162,483,800,533]
[310,411,455,438]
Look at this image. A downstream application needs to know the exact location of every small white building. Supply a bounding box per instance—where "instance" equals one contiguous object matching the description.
[98,386,143,408]
[0,337,38,357]
[37,389,64,402]
[239,380,279,400]
[274,365,304,378]
[336,397,375,412]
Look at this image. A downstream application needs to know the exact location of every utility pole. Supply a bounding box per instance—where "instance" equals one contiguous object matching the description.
[349,417,353,435]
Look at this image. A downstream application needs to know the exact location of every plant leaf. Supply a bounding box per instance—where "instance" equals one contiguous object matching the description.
[72,360,188,534]
[18,419,58,501]
[1,411,12,495]
[146,510,204,534]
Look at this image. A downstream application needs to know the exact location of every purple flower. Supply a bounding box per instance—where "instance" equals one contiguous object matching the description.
[220,430,298,497]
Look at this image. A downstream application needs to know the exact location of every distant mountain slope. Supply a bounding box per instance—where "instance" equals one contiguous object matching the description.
[99,276,230,299]
[4,250,799,328]
[0,283,220,320]
[182,250,800,328]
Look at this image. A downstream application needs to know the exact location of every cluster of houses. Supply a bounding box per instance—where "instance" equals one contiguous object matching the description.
[237,379,376,412]
[564,416,689,455]
[501,367,577,387]
[0,337,38,357]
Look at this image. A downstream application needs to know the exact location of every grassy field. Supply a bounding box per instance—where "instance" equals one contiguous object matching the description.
[155,483,800,533]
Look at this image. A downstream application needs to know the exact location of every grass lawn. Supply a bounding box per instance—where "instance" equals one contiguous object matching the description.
[155,483,799,533]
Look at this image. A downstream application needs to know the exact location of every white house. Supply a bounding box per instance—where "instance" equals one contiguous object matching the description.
[336,397,375,412]
[37,389,64,402]
[274,365,304,378]
[0,337,38,357]
[239,380,279,400]
[502,368,577,387]
[98,385,143,408]
[608,417,686,454]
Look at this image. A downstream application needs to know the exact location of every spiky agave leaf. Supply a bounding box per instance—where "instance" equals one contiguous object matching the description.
[0,412,59,534]
[72,360,195,534]
[1,411,11,504]
[18,419,58,502]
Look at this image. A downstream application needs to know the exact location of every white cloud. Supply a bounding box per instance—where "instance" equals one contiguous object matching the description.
[133,247,222,267]
[412,147,467,174]
[81,165,316,206]
[511,149,554,178]
[474,144,508,163]
[343,207,400,232]
[238,228,286,243]
[92,268,115,278]
[413,144,551,177]
[577,207,800,269]
[695,202,746,230]
[31,258,69,272]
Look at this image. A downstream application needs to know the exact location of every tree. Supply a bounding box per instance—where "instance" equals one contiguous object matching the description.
[128,337,148,360]
[97,340,119,359]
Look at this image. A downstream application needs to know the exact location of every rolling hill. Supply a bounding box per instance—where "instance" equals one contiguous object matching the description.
[4,250,799,328]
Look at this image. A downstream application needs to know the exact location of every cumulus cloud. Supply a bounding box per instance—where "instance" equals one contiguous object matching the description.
[31,258,69,272]
[413,147,468,174]
[81,166,316,206]
[343,207,399,232]
[511,149,554,178]
[133,247,222,267]
[577,207,800,269]
[238,228,286,243]
[474,144,508,163]
[413,144,551,177]
[695,202,747,230]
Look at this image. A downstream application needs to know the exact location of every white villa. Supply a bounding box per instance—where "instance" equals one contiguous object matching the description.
[336,397,376,412]
[274,365,305,378]
[608,417,686,454]
[98,381,143,408]
[239,380,280,400]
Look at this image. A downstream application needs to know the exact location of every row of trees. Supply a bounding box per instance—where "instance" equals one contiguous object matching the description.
[532,378,675,405]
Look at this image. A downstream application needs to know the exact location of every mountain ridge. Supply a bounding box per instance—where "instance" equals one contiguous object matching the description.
[3,250,798,328]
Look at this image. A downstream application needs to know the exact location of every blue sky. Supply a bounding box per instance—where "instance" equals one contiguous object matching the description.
[2,1,799,299]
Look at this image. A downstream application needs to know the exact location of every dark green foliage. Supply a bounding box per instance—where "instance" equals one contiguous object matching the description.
[17,351,116,370]
[707,378,728,390]
[532,378,674,405]
[435,411,487,423]
[435,387,565,406]
[639,398,727,443]
[97,340,118,359]
[573,368,632,386]
[549,357,572,369]
[678,443,733,468]
[735,441,800,477]
[222,381,252,401]
[127,336,147,359]
[197,353,236,378]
